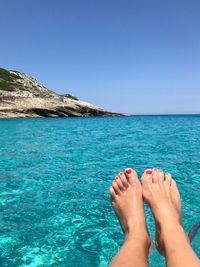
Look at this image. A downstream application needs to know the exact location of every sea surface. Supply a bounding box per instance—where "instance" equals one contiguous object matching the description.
[0,115,200,267]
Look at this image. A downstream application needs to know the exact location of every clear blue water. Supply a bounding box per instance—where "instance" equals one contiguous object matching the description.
[0,115,199,267]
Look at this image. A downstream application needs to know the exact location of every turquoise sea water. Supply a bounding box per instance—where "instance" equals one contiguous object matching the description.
[0,115,200,267]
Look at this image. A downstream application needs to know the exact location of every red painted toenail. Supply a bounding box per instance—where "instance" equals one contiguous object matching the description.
[116,176,119,179]
[120,172,123,175]
[125,169,132,174]
[146,170,152,175]
[153,168,158,171]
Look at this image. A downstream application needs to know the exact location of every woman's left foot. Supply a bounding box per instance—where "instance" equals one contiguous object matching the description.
[110,168,152,251]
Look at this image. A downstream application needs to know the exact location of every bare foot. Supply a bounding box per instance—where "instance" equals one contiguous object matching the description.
[110,168,152,252]
[141,169,183,256]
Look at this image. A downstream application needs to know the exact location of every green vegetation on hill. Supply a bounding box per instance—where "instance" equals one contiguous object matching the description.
[0,67,21,91]
[63,93,79,101]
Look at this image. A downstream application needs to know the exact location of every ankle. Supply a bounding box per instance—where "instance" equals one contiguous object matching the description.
[155,212,181,230]
[125,229,151,247]
[160,220,183,233]
[160,222,188,246]
[124,221,147,237]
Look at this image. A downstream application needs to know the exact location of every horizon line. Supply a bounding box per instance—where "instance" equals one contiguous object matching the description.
[126,113,200,116]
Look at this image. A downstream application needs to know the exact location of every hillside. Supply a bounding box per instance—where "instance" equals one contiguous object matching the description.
[0,68,123,118]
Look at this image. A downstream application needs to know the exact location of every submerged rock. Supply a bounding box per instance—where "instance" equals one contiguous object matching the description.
[0,67,124,118]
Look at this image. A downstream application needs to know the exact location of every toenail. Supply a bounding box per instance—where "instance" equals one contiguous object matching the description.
[119,172,123,175]
[125,169,132,174]
[146,170,152,175]
[153,168,158,171]
[115,176,119,179]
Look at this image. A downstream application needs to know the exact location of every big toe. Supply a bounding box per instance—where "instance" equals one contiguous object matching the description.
[142,169,153,187]
[125,168,140,187]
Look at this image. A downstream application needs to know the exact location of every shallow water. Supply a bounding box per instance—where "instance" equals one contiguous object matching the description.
[0,115,199,267]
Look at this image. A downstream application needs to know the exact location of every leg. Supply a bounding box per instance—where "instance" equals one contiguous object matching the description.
[142,169,200,267]
[109,168,152,267]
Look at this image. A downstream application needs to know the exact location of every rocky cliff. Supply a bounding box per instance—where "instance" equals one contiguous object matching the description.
[0,67,123,118]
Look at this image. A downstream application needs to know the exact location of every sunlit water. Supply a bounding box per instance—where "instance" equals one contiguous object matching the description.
[0,115,199,267]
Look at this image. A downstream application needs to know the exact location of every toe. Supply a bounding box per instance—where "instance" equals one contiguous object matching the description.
[112,180,121,194]
[171,179,180,199]
[119,172,129,188]
[141,169,153,187]
[170,179,182,213]
[125,168,139,187]
[109,186,116,200]
[115,176,124,190]
[158,169,164,184]
[152,168,159,183]
[171,179,177,189]
[165,173,172,188]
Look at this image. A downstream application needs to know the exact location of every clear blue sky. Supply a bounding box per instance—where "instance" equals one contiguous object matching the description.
[1,0,200,114]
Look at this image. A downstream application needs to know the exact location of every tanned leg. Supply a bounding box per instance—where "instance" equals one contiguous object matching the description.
[142,169,200,267]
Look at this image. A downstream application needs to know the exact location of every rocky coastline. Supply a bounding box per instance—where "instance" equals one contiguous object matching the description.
[0,67,124,118]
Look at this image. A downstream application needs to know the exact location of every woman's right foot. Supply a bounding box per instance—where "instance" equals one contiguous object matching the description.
[141,169,183,255]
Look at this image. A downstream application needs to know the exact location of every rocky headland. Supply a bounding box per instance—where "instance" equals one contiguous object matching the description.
[0,67,123,118]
